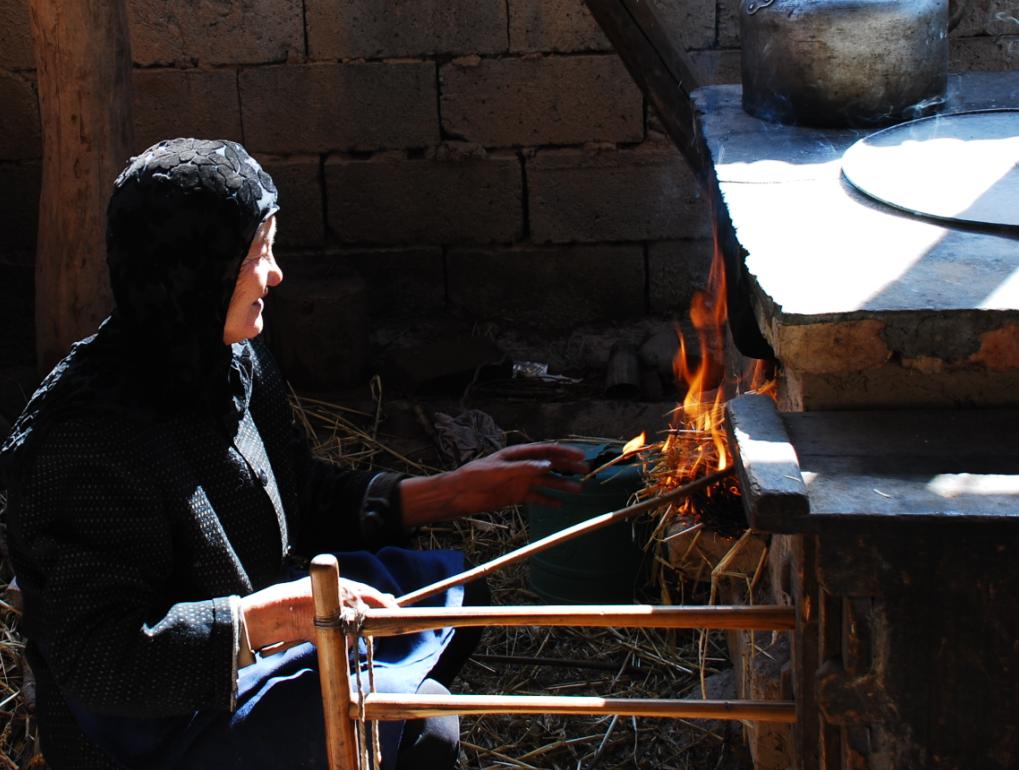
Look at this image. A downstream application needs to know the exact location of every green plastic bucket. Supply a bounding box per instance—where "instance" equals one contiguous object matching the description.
[527,443,645,604]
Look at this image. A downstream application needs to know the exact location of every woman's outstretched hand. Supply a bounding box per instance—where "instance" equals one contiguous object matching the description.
[400,443,589,526]
[449,443,589,510]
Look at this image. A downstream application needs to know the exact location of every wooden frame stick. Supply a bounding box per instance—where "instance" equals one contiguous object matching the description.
[310,554,359,770]
[360,694,796,723]
[361,604,794,637]
[398,468,733,606]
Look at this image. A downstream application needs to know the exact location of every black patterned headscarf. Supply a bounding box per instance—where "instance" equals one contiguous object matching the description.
[106,138,278,402]
[3,139,278,475]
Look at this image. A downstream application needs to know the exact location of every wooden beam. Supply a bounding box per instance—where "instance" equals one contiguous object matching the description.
[583,0,708,180]
[310,555,359,770]
[361,604,796,637]
[361,693,797,723]
[29,0,135,372]
[725,394,811,532]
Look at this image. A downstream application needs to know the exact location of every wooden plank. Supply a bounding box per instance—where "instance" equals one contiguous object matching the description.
[923,527,1019,768]
[583,0,708,180]
[816,534,883,597]
[792,535,821,770]
[721,406,1019,529]
[793,466,1019,523]
[29,0,134,372]
[725,394,810,531]
[783,409,1019,463]
[779,409,1019,527]
[361,693,797,723]
[620,0,701,101]
[363,604,796,637]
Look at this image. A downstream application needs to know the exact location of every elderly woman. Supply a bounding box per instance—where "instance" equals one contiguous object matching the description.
[1,139,586,770]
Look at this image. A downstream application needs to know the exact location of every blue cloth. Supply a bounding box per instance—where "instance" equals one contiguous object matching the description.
[67,547,465,770]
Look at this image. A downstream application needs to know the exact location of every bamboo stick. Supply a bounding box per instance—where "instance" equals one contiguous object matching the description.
[310,555,359,770]
[662,521,704,542]
[579,443,663,482]
[361,604,794,637]
[359,694,796,723]
[397,468,733,606]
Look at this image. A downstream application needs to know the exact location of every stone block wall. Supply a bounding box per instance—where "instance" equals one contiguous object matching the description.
[0,0,1016,364]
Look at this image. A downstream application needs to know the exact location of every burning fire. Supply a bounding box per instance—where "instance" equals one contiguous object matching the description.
[635,243,775,520]
[622,432,646,455]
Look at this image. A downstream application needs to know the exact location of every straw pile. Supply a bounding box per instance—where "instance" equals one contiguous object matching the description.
[420,513,744,770]
[294,395,748,769]
[0,493,41,769]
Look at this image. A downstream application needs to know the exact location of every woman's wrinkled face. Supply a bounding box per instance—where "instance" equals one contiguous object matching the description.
[223,216,282,344]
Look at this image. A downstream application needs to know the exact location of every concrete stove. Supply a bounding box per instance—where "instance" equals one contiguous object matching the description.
[695,71,1019,412]
[697,71,1019,770]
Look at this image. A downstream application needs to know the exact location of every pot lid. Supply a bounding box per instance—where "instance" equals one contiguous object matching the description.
[841,109,1019,230]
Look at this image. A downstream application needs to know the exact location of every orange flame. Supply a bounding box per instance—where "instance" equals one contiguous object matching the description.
[623,432,646,455]
[664,241,774,500]
[670,245,731,478]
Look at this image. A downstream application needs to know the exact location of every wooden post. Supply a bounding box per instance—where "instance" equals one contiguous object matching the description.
[28,0,135,373]
[583,0,708,180]
[311,554,359,770]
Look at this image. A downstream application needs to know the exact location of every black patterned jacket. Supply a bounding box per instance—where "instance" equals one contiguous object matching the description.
[2,335,402,769]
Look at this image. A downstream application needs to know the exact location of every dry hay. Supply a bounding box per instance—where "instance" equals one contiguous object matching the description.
[417,513,744,770]
[291,380,442,476]
[0,394,752,769]
[292,395,749,769]
[0,493,43,769]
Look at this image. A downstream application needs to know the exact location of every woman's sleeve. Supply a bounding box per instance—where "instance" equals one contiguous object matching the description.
[12,439,239,717]
[289,437,409,554]
[248,338,411,554]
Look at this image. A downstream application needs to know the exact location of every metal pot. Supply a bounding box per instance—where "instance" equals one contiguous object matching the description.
[740,0,963,128]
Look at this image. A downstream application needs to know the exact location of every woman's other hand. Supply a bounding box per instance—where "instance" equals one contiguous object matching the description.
[400,443,589,526]
[239,575,398,652]
[339,577,398,610]
[238,576,314,652]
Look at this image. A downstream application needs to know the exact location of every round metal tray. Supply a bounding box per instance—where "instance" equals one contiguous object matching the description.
[841,109,1019,229]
